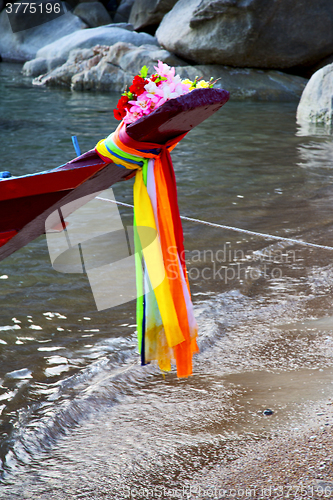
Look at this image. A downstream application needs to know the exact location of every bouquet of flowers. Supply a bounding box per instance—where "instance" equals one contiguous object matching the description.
[113,61,215,124]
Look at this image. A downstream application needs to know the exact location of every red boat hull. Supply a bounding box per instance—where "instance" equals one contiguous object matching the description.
[0,157,130,262]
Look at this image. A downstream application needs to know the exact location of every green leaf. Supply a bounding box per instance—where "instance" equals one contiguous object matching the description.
[123,91,134,99]
[154,76,167,84]
[140,65,149,78]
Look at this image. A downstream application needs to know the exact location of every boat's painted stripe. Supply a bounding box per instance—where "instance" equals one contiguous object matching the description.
[0,164,107,201]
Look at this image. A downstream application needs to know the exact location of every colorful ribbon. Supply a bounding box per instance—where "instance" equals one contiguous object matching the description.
[95,122,198,377]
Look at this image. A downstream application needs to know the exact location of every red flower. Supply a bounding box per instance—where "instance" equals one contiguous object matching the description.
[113,108,123,120]
[113,94,131,120]
[129,75,148,96]
[113,74,148,121]
[118,95,129,106]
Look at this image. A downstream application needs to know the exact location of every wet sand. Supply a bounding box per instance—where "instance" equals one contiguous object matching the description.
[190,400,333,499]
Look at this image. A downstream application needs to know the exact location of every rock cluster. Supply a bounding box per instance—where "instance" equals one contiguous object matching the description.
[2,0,333,101]
[23,40,306,100]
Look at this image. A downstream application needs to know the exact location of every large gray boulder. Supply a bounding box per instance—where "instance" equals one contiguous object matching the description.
[0,10,87,62]
[296,64,333,125]
[36,24,158,60]
[32,42,185,90]
[129,0,178,31]
[156,0,333,70]
[73,2,112,28]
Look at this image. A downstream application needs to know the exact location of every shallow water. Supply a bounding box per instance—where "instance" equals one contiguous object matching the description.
[1,62,333,497]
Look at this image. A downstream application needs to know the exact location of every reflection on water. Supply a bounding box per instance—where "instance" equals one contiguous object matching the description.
[296,118,333,138]
[1,62,333,495]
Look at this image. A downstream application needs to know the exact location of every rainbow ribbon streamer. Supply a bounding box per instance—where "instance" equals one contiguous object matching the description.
[95,122,198,377]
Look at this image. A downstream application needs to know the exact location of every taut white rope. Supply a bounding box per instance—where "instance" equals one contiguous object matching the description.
[96,196,333,252]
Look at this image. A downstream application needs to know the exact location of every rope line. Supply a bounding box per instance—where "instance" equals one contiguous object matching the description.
[96,196,333,252]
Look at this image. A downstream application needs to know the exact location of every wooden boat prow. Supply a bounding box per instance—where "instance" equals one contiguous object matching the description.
[127,88,229,143]
[0,88,229,263]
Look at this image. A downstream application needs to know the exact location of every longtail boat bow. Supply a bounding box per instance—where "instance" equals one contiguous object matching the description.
[0,88,229,263]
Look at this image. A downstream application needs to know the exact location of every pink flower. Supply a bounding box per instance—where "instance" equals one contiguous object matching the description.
[123,108,143,124]
[128,93,156,116]
[154,60,175,83]
[152,77,190,106]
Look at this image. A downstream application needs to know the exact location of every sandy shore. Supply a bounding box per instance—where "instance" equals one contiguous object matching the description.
[187,400,333,500]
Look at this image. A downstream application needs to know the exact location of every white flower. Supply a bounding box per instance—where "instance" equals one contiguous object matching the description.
[144,81,159,95]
